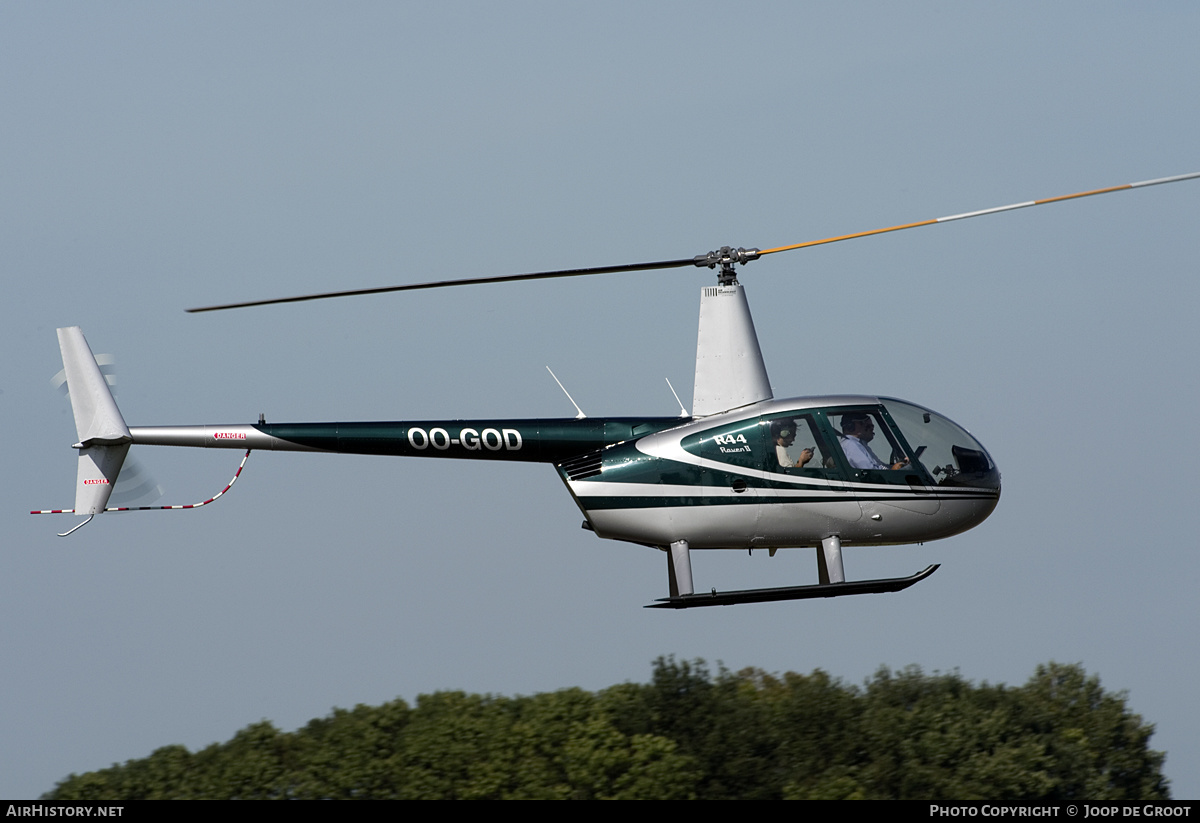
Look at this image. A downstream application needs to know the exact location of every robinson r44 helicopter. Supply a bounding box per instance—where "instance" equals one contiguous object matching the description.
[36,172,1200,608]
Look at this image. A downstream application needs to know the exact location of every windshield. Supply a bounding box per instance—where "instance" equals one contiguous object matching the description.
[881,399,1000,490]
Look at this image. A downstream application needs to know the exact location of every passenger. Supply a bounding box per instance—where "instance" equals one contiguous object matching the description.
[839,413,909,471]
[771,420,814,469]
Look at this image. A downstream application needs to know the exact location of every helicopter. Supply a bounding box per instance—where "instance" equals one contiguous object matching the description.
[36,172,1200,608]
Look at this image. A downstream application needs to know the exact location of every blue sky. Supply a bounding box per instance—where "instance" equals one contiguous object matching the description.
[4,2,1198,797]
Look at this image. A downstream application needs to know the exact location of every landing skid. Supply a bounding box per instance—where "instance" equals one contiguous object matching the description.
[646,564,939,609]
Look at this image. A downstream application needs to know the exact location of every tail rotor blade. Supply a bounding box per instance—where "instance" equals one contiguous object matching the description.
[108,455,165,508]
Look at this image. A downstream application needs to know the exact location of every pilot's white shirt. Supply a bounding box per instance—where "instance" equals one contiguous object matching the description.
[839,435,888,470]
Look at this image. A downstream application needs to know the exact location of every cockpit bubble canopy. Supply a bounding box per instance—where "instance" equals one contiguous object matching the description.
[881,398,999,490]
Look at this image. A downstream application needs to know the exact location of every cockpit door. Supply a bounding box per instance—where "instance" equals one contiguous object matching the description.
[756,412,863,542]
[826,407,940,517]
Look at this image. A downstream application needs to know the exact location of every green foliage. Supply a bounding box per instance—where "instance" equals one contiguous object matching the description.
[44,660,1167,801]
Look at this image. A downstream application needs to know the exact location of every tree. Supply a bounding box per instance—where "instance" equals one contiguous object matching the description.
[44,660,1168,801]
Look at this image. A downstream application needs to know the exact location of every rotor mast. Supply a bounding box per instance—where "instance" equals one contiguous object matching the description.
[690,247,772,417]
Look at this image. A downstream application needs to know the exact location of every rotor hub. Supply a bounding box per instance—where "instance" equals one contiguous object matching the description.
[693,246,761,285]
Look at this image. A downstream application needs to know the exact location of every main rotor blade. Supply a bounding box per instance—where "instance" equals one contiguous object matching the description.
[186,256,696,313]
[189,171,1199,313]
[757,171,1200,257]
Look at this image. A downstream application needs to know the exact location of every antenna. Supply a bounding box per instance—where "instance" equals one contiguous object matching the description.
[546,367,586,419]
[665,377,689,417]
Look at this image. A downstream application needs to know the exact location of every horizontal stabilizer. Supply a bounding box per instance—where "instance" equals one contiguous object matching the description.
[646,564,939,609]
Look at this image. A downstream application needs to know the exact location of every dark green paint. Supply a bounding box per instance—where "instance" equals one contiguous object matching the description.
[254,418,683,464]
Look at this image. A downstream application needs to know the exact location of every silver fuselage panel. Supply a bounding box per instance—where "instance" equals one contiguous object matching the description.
[564,395,999,550]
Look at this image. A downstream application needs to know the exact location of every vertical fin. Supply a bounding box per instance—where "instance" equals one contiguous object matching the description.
[57,328,132,515]
[691,284,772,416]
[74,443,130,515]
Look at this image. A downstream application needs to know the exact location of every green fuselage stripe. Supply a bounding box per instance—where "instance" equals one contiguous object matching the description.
[254,418,682,464]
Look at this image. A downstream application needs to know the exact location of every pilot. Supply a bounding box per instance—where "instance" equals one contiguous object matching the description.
[771,420,814,469]
[839,413,909,471]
